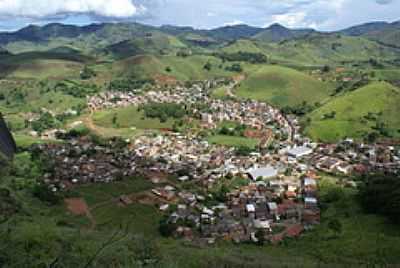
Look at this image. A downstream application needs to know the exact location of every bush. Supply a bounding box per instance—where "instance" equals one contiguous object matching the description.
[140,103,186,122]
[214,51,267,64]
[32,184,61,205]
[225,63,243,73]
[359,174,400,223]
[80,66,96,80]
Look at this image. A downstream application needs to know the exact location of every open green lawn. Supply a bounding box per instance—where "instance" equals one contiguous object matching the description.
[207,134,259,148]
[92,203,162,237]
[211,86,229,99]
[375,69,400,82]
[305,82,400,142]
[92,106,176,130]
[76,176,153,206]
[236,65,333,107]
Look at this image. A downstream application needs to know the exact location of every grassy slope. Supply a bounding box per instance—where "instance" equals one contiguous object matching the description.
[250,35,400,65]
[221,39,265,54]
[0,52,86,79]
[306,82,400,142]
[112,54,231,81]
[236,65,333,107]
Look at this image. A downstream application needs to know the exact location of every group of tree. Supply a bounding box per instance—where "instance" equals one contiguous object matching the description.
[108,78,154,92]
[359,173,400,223]
[282,101,317,116]
[218,124,247,137]
[80,65,97,80]
[30,112,61,134]
[55,81,100,98]
[214,51,267,64]
[140,103,186,123]
[225,63,243,73]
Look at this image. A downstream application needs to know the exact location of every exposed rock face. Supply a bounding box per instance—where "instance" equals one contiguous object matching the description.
[0,114,16,159]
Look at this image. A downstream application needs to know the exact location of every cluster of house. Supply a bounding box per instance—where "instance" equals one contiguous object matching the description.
[310,139,400,176]
[199,99,294,142]
[162,162,320,244]
[129,130,323,244]
[87,79,296,143]
[28,77,400,246]
[87,79,226,111]
[30,138,139,191]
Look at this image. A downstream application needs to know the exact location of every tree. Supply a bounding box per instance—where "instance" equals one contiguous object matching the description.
[328,219,342,237]
[225,63,243,73]
[32,184,61,205]
[360,174,400,223]
[203,62,212,71]
[322,65,330,73]
[165,66,172,73]
[112,114,117,126]
[80,66,96,80]
[255,229,266,245]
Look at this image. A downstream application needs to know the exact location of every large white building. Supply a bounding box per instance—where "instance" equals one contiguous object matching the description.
[287,146,313,159]
[247,166,278,180]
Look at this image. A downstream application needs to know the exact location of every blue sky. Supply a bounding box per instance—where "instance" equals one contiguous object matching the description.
[0,0,399,32]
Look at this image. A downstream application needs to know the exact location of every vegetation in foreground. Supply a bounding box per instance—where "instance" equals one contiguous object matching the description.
[1,144,400,267]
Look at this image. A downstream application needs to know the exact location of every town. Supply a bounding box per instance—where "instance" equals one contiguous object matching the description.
[31,79,400,245]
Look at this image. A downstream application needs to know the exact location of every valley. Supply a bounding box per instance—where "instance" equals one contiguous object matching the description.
[1,20,400,267]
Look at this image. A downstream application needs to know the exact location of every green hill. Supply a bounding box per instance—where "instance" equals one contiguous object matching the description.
[0,51,89,79]
[112,54,231,81]
[235,65,333,107]
[305,82,400,142]
[103,33,187,59]
[221,39,265,54]
[257,34,400,65]
[253,23,314,43]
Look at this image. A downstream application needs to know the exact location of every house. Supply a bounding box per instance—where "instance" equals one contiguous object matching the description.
[304,197,318,209]
[267,202,278,215]
[253,219,272,231]
[247,166,278,180]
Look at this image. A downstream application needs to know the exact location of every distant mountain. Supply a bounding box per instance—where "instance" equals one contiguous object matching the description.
[340,21,391,36]
[206,24,264,41]
[0,20,399,57]
[253,23,315,42]
[341,21,400,47]
[0,23,103,44]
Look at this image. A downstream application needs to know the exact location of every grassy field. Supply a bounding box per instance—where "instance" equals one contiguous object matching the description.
[207,134,259,148]
[258,35,400,65]
[76,176,153,206]
[221,39,265,54]
[236,65,333,107]
[305,82,400,142]
[112,54,233,81]
[92,106,176,130]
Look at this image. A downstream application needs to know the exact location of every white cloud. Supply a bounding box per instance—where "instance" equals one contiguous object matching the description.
[223,20,245,26]
[271,11,307,28]
[0,0,141,18]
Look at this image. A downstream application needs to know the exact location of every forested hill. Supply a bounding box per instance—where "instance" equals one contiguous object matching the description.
[0,114,16,159]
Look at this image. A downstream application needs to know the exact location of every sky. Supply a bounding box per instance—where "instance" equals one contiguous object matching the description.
[0,0,399,32]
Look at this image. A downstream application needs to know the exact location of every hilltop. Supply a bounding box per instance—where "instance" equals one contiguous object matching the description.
[235,65,333,107]
[305,82,400,142]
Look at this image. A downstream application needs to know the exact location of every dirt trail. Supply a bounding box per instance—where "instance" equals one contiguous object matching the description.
[65,198,96,229]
